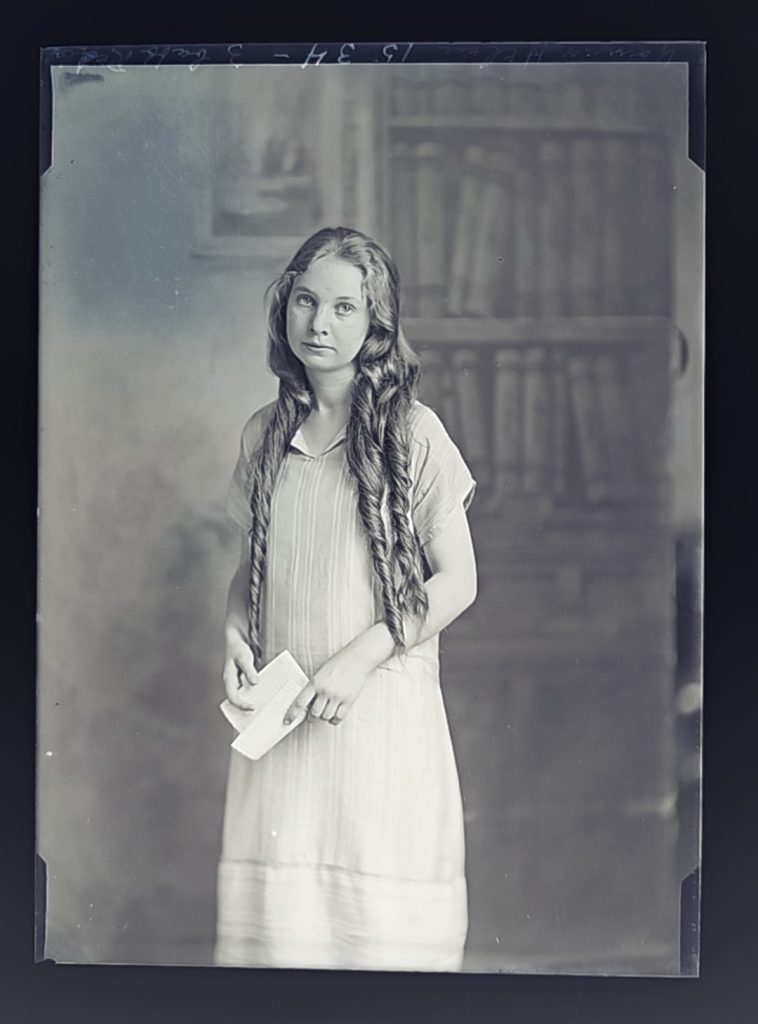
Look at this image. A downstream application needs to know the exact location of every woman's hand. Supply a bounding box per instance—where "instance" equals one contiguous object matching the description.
[222,626,259,710]
[283,645,373,727]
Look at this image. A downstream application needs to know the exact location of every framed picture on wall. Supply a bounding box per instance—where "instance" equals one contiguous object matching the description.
[193,65,381,269]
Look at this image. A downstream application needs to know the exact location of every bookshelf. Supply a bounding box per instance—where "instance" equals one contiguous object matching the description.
[376,65,684,971]
[388,116,666,133]
[379,66,674,321]
[403,315,678,344]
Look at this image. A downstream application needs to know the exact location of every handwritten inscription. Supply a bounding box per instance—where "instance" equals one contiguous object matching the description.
[41,41,692,72]
[48,42,418,72]
[302,42,414,67]
[46,45,211,73]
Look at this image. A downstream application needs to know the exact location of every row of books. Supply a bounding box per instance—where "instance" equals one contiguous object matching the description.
[418,344,668,507]
[390,71,659,126]
[390,135,672,319]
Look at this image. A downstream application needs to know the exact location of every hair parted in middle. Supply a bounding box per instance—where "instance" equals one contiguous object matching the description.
[245,225,429,667]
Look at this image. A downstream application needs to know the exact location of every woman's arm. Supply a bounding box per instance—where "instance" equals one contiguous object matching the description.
[222,532,259,709]
[348,504,477,667]
[285,505,477,724]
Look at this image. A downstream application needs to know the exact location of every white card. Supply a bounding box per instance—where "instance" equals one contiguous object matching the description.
[219,650,310,760]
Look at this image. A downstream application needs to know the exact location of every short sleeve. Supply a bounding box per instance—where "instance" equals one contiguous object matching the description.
[410,404,477,546]
[225,404,275,532]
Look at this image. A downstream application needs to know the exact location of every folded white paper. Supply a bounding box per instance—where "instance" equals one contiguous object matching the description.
[219,650,310,760]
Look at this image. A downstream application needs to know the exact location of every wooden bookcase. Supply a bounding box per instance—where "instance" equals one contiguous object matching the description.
[373,65,683,972]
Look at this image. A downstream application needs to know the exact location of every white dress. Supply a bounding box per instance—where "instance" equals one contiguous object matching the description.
[214,401,476,971]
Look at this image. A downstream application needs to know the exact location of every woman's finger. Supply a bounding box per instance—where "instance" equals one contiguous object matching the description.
[329,702,347,726]
[283,683,316,726]
[235,648,259,687]
[226,687,256,711]
[235,682,257,710]
[223,662,240,702]
[321,697,341,721]
[223,662,256,709]
[309,692,329,720]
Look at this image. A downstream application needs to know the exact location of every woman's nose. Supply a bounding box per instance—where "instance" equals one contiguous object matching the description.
[310,305,329,336]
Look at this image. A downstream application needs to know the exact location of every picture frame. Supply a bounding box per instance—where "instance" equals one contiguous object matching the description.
[192,64,381,269]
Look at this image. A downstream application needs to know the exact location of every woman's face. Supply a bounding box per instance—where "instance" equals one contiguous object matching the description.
[286,256,371,376]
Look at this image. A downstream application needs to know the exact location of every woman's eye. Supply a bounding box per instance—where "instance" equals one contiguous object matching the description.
[296,294,315,307]
[336,303,355,315]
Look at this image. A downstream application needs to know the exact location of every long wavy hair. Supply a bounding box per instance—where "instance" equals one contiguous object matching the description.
[245,226,429,667]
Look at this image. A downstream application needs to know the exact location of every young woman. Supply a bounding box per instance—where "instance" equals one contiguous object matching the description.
[215,226,477,971]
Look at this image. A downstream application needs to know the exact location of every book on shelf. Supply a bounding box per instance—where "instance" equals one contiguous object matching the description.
[418,346,466,453]
[390,141,418,315]
[453,348,490,488]
[522,347,553,494]
[391,70,414,117]
[409,71,430,116]
[491,347,523,500]
[510,82,544,119]
[594,81,626,124]
[594,352,641,502]
[635,136,672,314]
[439,368,463,447]
[447,145,486,316]
[549,349,569,498]
[595,79,647,125]
[466,147,518,317]
[417,346,471,468]
[419,346,443,412]
[538,139,572,316]
[390,67,429,116]
[432,71,468,115]
[601,136,638,313]
[566,353,613,504]
[514,143,542,318]
[625,344,672,506]
[558,79,594,123]
[414,141,446,317]
[472,74,507,114]
[621,79,647,124]
[569,139,605,316]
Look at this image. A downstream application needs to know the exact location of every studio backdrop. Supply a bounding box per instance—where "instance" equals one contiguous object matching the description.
[37,52,704,974]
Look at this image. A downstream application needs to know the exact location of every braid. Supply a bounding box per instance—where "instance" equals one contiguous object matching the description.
[347,367,429,652]
[247,384,309,667]
[384,412,429,621]
[346,375,405,648]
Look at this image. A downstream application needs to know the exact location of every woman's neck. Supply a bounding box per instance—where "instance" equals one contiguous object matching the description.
[306,366,355,414]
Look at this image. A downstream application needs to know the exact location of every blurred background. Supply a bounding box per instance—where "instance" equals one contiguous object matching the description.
[37,60,703,974]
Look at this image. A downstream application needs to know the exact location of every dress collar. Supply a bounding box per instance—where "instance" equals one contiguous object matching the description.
[288,424,347,459]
